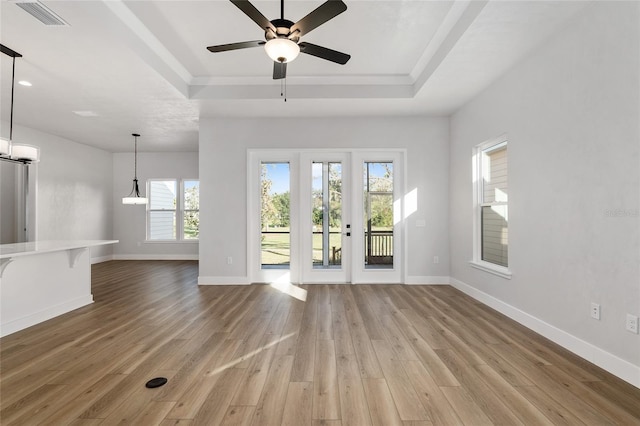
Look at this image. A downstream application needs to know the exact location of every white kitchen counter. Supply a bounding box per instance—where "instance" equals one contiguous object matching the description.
[0,239,118,337]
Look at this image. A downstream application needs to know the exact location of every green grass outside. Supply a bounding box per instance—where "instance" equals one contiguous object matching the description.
[261,228,342,265]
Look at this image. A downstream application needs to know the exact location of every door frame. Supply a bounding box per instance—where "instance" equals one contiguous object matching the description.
[247,150,299,284]
[248,149,406,284]
[350,150,405,284]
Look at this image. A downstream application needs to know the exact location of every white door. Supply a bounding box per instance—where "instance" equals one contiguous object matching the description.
[300,152,351,283]
[248,151,299,284]
[351,151,404,284]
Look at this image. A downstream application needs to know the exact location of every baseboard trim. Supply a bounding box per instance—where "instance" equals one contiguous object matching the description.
[405,276,451,285]
[113,254,199,261]
[91,255,113,264]
[198,276,251,285]
[195,276,453,285]
[1,295,94,338]
[449,277,640,389]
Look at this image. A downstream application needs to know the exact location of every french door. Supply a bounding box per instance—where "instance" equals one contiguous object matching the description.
[299,153,350,283]
[249,150,404,284]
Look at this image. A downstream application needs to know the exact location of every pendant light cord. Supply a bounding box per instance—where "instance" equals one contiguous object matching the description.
[123,133,146,203]
[10,56,15,141]
[134,134,138,180]
[1,44,24,144]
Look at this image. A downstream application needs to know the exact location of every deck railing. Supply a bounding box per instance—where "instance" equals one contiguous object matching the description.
[365,230,393,265]
[261,230,393,266]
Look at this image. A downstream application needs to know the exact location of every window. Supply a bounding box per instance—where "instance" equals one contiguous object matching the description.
[147,179,199,241]
[183,180,200,240]
[473,137,510,277]
[148,180,176,240]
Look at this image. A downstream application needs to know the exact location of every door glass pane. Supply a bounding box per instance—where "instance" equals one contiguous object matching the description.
[312,163,323,266]
[261,162,290,269]
[312,162,342,269]
[364,162,393,269]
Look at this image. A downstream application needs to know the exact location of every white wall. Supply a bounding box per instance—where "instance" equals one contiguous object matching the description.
[10,125,114,260]
[449,2,640,385]
[112,151,198,259]
[199,116,450,283]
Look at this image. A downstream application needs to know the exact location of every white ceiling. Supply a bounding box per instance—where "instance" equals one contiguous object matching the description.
[0,0,587,152]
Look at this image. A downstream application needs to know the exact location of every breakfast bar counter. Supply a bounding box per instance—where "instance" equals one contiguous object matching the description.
[0,240,118,337]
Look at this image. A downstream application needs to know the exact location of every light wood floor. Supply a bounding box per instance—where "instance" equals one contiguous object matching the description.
[1,261,639,425]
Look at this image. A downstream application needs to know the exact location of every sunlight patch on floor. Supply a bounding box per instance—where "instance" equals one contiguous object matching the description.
[269,273,308,302]
[206,332,296,376]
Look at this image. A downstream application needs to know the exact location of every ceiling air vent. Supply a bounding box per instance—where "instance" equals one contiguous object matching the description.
[14,1,69,26]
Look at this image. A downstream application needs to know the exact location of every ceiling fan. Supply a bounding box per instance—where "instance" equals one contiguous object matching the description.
[207,0,350,80]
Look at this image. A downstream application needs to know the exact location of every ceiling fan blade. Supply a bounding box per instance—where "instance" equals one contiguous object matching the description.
[207,40,265,52]
[299,42,350,65]
[273,61,287,79]
[290,0,347,37]
[230,0,276,32]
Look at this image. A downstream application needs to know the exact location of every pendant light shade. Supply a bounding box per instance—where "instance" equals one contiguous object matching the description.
[10,144,40,162]
[122,133,147,205]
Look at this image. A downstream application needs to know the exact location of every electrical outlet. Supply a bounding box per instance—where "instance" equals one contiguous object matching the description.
[590,303,601,320]
[626,314,639,334]
[227,257,233,265]
[433,256,439,264]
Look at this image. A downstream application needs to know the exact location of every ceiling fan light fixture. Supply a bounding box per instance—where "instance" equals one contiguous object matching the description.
[264,38,300,63]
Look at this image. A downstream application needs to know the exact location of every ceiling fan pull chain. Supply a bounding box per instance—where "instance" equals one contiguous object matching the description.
[284,75,287,102]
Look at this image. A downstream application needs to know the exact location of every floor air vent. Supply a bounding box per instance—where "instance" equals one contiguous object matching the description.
[14,1,69,26]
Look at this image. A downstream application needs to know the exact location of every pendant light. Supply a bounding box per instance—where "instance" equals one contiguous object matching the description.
[122,133,147,205]
[1,43,40,163]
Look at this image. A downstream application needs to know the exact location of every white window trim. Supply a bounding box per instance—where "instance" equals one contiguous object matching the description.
[472,135,511,279]
[469,260,512,279]
[146,178,199,242]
